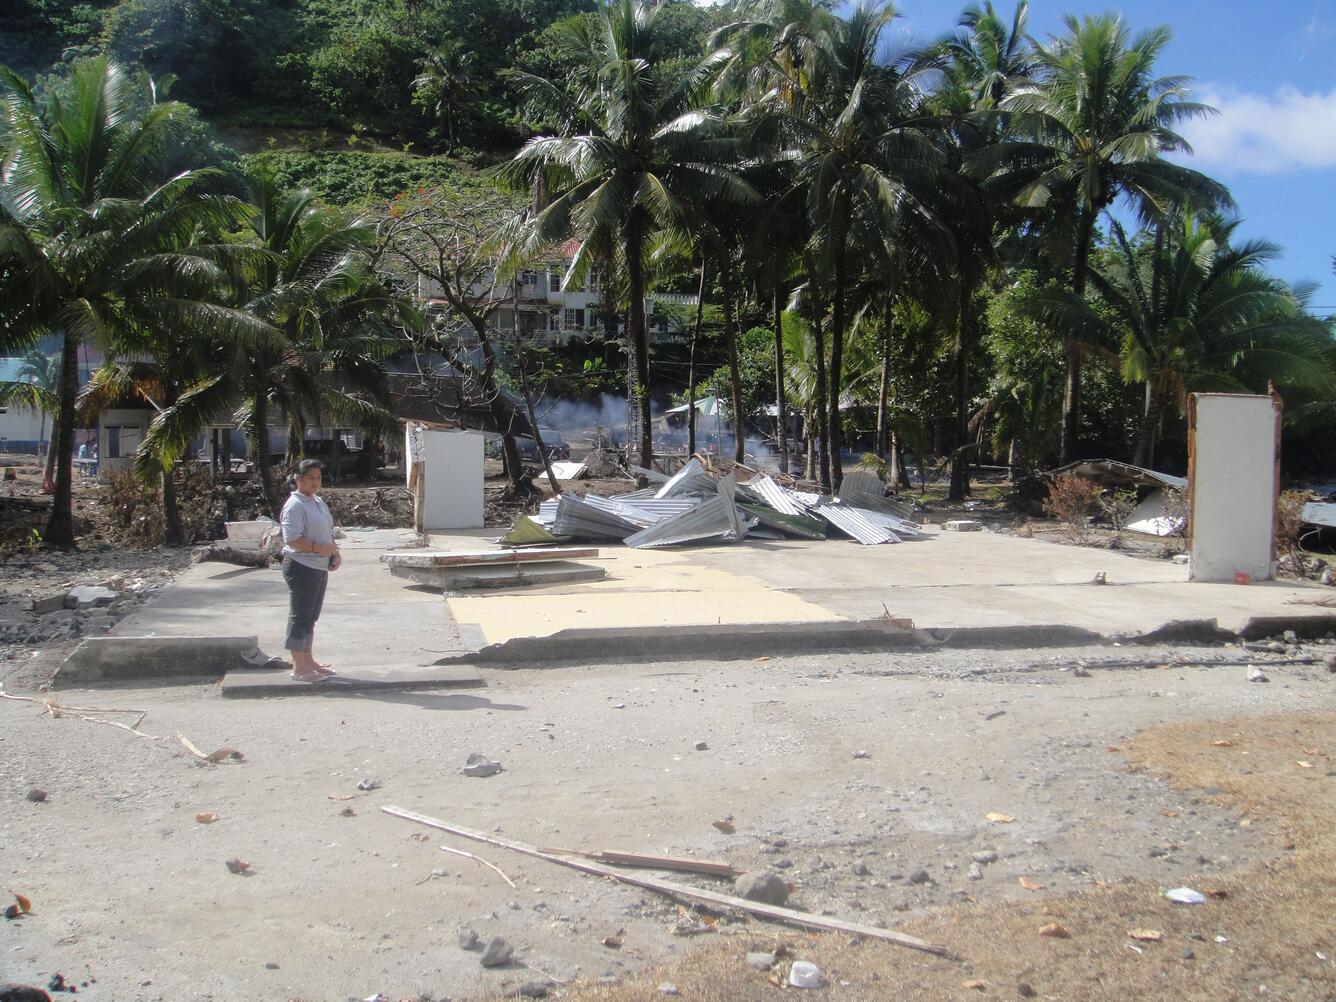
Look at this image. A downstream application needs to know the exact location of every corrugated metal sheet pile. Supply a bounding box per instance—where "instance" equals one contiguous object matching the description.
[503,459,928,550]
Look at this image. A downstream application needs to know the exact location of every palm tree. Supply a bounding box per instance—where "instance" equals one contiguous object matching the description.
[412,42,477,152]
[944,1,1036,110]
[0,57,266,547]
[142,171,403,516]
[1032,214,1335,467]
[500,0,757,469]
[971,14,1232,463]
[0,349,60,471]
[729,1,951,490]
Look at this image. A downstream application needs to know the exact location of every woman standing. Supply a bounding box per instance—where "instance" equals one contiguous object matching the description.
[279,459,342,681]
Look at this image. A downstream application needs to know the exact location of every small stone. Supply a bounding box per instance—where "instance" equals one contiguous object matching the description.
[25,788,47,803]
[1283,630,1298,643]
[1321,568,1334,586]
[908,869,932,885]
[355,778,381,791]
[517,981,550,998]
[734,870,789,906]
[264,963,279,971]
[463,753,503,777]
[943,519,983,532]
[1017,984,1036,998]
[480,935,513,967]
[967,863,983,881]
[1172,554,1190,565]
[1326,654,1336,674]
[1182,948,1195,960]
[971,850,998,864]
[1247,667,1269,683]
[852,750,870,759]
[1148,846,1169,858]
[747,952,777,971]
[3,905,20,920]
[694,741,709,751]
[852,862,870,876]
[658,984,680,996]
[457,925,481,950]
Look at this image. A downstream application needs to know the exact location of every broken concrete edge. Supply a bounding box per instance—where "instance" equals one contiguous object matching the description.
[434,614,1336,668]
[53,635,263,687]
[219,667,486,699]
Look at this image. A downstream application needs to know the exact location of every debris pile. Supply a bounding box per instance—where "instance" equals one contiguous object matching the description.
[503,461,924,550]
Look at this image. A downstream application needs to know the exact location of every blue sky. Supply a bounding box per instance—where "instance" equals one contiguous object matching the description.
[878,0,1336,317]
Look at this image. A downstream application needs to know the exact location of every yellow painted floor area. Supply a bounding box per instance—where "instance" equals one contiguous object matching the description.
[425,530,844,645]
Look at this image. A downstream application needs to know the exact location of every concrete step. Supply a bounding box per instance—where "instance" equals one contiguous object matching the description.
[220,664,485,697]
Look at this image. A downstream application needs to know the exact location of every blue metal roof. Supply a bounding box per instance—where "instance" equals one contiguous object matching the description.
[0,358,30,383]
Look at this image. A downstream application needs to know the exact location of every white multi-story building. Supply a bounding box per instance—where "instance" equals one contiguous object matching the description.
[416,241,696,343]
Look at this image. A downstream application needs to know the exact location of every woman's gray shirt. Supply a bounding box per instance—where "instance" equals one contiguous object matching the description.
[280,491,335,570]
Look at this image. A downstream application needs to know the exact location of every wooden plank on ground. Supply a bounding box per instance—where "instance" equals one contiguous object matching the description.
[381,805,948,957]
[595,850,740,878]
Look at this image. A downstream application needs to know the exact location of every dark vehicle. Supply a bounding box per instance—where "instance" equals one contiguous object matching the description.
[516,430,571,463]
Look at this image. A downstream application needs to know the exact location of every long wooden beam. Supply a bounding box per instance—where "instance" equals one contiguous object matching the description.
[381,805,948,957]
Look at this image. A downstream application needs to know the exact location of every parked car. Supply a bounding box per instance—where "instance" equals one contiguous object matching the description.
[516,430,571,463]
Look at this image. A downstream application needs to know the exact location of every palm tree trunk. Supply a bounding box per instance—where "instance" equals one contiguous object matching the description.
[516,341,560,495]
[949,285,975,502]
[827,232,848,490]
[627,211,653,469]
[803,410,815,481]
[806,255,831,491]
[688,257,708,457]
[889,429,911,491]
[252,385,281,517]
[772,285,789,476]
[162,390,184,546]
[721,251,744,463]
[1132,381,1163,469]
[43,333,80,548]
[1061,208,1097,464]
[42,415,59,492]
[875,294,894,459]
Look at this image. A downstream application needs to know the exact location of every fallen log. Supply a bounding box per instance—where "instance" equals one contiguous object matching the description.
[539,846,740,879]
[381,805,948,957]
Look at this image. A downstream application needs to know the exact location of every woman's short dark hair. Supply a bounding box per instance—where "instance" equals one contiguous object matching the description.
[297,459,323,476]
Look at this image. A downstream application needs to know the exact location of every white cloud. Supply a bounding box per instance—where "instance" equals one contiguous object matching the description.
[1179,85,1336,174]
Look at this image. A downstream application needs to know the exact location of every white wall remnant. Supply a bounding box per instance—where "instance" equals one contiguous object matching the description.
[405,423,484,531]
[1188,393,1281,583]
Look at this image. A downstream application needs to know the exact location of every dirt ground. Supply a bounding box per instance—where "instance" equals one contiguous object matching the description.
[3,643,1334,1001]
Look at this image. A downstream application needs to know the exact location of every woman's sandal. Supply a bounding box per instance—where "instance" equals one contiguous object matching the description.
[290,671,337,683]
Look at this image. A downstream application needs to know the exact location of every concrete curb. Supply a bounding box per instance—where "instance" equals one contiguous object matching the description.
[54,635,270,686]
[435,613,1336,668]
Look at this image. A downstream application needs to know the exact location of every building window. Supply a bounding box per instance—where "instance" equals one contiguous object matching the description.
[105,426,121,459]
[519,270,540,286]
[562,308,586,329]
[548,270,562,292]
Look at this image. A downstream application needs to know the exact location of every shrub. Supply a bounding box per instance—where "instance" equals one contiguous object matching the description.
[1042,474,1102,544]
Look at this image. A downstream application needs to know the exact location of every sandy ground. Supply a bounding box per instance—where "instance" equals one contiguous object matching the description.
[3,643,1334,1001]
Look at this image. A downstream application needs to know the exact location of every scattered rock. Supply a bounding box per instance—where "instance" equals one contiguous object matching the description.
[1017,983,1036,998]
[480,935,513,967]
[852,750,870,759]
[517,981,550,998]
[971,850,998,864]
[463,753,503,778]
[1327,654,1336,674]
[734,870,789,906]
[908,869,932,885]
[943,520,983,532]
[25,788,47,803]
[1247,667,1269,683]
[967,863,983,881]
[658,984,680,996]
[694,741,709,751]
[355,778,381,791]
[746,952,777,971]
[457,925,481,951]
[851,862,870,876]
[2,905,19,920]
[0,986,52,1002]
[263,963,279,971]
[1182,948,1195,960]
